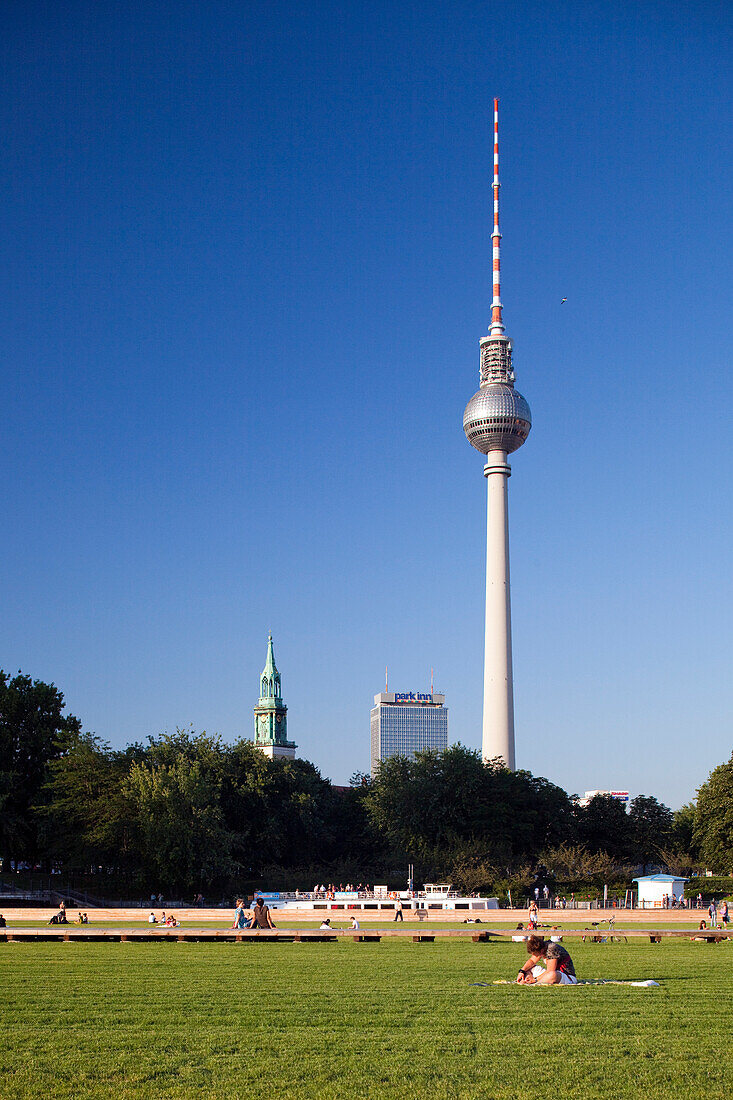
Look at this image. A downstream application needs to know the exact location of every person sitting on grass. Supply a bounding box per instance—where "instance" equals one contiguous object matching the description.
[516,934,578,986]
[148,912,157,924]
[319,918,332,930]
[349,916,360,930]
[251,897,276,929]
[164,914,178,927]
[693,919,711,942]
[233,899,253,929]
[0,914,6,928]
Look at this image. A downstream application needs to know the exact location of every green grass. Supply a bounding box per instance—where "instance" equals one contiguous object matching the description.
[1,939,732,1099]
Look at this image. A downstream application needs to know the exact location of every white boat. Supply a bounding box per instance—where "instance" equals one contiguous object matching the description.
[252,884,499,912]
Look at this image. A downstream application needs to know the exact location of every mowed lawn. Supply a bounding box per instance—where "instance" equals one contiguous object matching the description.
[1,939,731,1099]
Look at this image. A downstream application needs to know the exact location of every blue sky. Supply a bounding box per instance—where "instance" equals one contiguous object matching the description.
[2,0,731,809]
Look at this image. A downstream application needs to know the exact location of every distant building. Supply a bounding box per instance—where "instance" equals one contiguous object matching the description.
[253,633,296,760]
[370,691,448,775]
[575,789,630,809]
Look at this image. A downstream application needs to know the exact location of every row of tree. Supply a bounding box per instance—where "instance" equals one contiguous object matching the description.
[1,670,731,895]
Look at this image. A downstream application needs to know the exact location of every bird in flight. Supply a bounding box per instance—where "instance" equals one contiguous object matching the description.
[561,297,567,304]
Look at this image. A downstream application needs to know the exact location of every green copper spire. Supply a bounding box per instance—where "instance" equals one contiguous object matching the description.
[253,633,296,759]
[259,632,282,704]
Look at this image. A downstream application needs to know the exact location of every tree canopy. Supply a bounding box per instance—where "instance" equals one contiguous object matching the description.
[1,668,721,895]
[693,752,733,872]
[0,670,81,863]
[365,745,574,869]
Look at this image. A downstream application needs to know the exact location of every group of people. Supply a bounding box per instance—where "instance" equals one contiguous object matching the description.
[660,893,690,909]
[310,883,370,899]
[233,897,277,930]
[531,887,576,909]
[148,911,179,927]
[318,916,361,930]
[706,899,729,928]
[47,902,89,925]
[233,900,367,932]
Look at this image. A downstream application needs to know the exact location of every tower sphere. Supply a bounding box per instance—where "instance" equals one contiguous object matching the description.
[463,382,532,455]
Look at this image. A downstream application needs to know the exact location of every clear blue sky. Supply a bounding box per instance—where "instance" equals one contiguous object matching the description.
[2,1,731,809]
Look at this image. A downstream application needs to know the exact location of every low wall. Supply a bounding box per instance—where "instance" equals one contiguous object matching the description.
[0,906,705,925]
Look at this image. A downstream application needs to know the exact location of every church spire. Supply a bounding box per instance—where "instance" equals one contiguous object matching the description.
[253,633,296,760]
[259,631,281,702]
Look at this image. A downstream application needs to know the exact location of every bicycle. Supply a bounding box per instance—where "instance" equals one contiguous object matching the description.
[581,917,628,944]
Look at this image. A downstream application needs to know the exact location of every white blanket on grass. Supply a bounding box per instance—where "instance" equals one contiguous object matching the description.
[473,979,660,988]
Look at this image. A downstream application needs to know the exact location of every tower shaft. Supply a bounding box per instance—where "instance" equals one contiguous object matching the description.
[482,453,515,768]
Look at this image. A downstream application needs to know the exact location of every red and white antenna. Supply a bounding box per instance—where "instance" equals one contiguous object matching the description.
[489,97,505,337]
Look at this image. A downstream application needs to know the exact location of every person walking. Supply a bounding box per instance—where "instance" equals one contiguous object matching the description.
[394,898,404,922]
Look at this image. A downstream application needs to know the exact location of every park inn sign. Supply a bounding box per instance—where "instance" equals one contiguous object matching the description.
[394,693,434,703]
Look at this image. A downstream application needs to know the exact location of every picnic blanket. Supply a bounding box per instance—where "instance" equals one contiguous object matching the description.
[473,979,660,988]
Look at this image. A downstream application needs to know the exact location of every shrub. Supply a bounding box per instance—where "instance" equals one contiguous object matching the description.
[684,876,733,899]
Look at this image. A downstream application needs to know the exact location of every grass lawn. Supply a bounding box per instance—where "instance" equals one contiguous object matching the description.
[1,939,731,1099]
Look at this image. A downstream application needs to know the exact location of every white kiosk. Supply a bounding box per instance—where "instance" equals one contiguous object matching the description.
[633,874,687,908]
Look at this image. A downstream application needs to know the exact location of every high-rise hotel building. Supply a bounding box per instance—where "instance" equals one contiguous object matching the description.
[370,692,448,775]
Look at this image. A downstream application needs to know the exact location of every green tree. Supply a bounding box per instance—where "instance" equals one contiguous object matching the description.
[628,795,673,872]
[0,670,81,864]
[123,730,233,891]
[575,794,632,860]
[41,731,135,871]
[693,753,733,872]
[220,740,336,874]
[365,745,574,871]
[671,802,698,855]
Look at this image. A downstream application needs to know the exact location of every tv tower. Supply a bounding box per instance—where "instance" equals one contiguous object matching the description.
[463,99,531,769]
